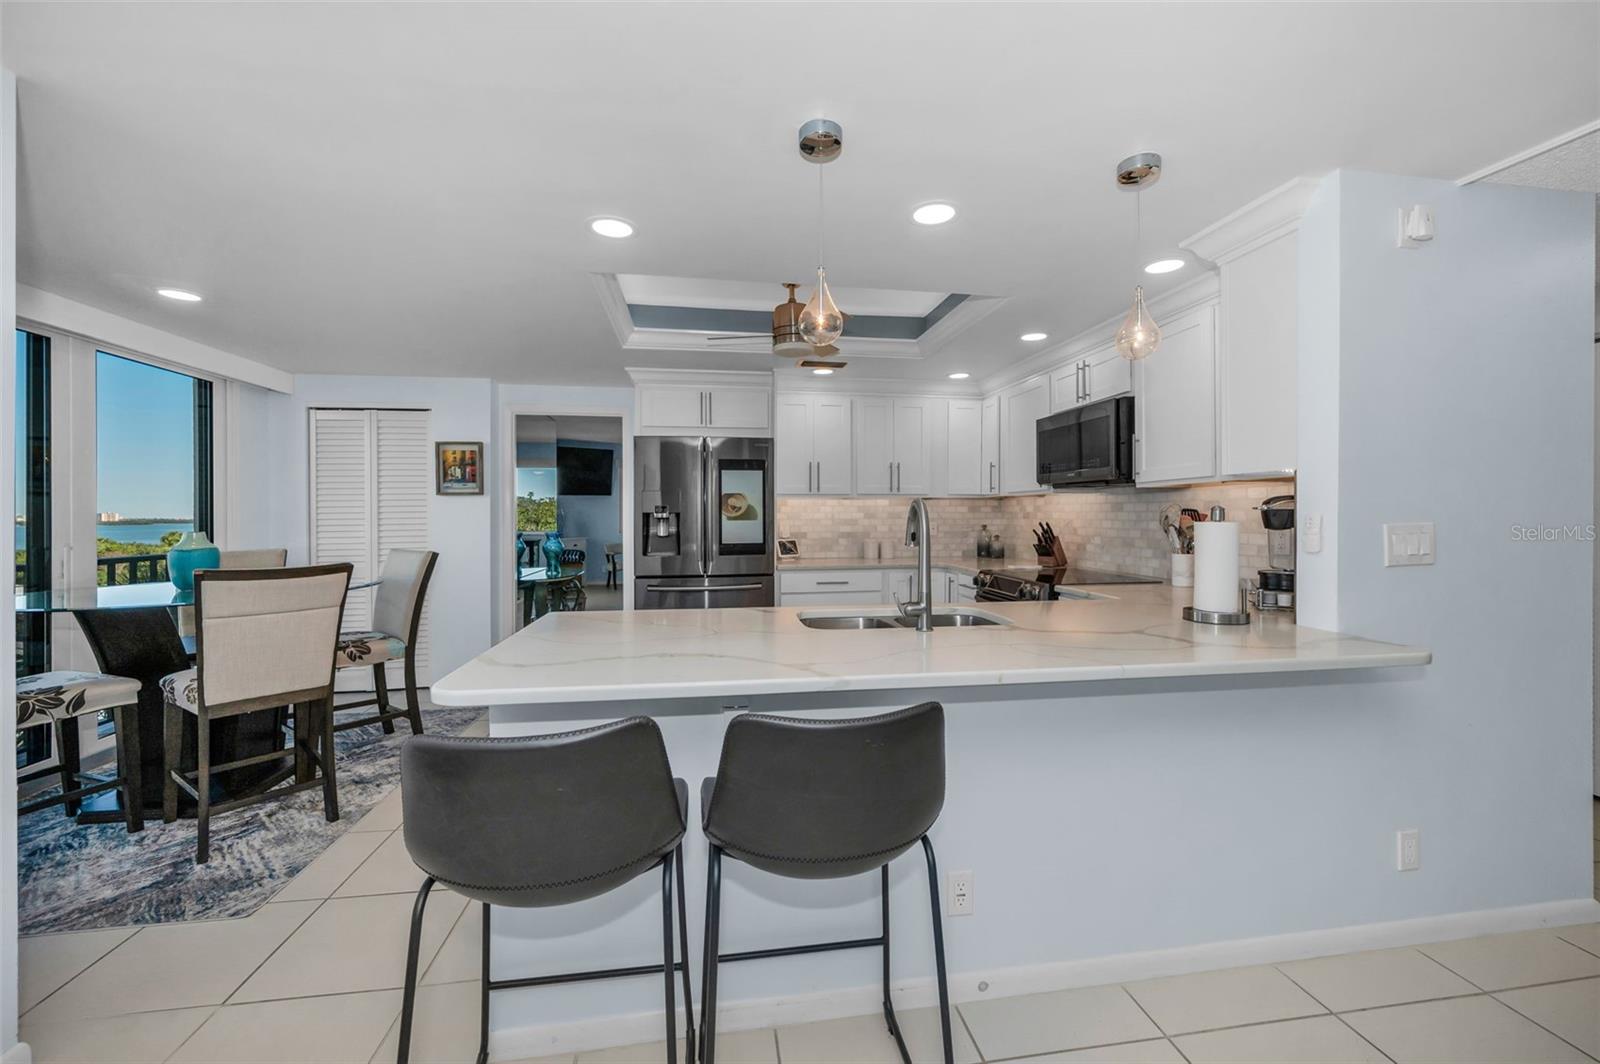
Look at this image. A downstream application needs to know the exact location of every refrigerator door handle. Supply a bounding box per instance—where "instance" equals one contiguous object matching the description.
[646,583,765,593]
[700,438,712,576]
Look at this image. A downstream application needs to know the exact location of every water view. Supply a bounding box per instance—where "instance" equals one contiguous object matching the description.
[97,521,194,546]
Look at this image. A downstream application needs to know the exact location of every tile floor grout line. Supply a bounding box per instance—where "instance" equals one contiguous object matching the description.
[1269,963,1335,1017]
[1328,1010,1398,1064]
[1555,930,1600,961]
[217,895,328,1009]
[950,998,982,1063]
[1478,990,1600,1064]
[1120,985,1171,1030]
[981,1033,1188,1063]
[18,924,144,1020]
[160,1003,223,1064]
[417,897,473,986]
[1409,944,1490,993]
[1166,1036,1194,1064]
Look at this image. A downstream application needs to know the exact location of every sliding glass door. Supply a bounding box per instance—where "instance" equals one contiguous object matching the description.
[15,330,52,768]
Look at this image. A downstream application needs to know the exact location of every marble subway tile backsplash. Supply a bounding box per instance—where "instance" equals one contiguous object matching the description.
[776,478,1292,579]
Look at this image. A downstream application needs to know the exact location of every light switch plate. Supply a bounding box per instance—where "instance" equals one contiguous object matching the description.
[1383,522,1435,567]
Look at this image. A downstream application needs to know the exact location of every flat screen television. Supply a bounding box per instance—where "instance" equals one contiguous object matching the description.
[557,446,614,496]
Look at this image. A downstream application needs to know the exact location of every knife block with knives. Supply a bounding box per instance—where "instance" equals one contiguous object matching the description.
[1032,522,1069,566]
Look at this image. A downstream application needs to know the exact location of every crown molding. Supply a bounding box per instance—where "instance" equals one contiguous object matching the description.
[774,369,981,398]
[977,272,1220,396]
[624,366,775,388]
[916,294,1008,356]
[1179,176,1323,265]
[1456,118,1600,185]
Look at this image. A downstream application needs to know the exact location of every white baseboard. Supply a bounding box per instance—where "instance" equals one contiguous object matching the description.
[489,896,1600,1061]
[2,1040,33,1064]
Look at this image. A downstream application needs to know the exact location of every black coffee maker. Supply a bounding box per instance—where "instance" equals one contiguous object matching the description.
[1256,495,1295,611]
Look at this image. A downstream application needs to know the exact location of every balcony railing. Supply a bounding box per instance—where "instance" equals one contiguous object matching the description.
[98,553,169,586]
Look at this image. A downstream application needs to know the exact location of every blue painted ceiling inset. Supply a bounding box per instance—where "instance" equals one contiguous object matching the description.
[627,295,969,341]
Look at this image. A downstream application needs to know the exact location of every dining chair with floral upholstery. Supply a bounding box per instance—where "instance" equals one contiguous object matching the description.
[333,549,438,736]
[17,670,145,833]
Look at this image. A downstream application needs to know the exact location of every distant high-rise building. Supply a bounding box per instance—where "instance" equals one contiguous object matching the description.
[96,511,122,523]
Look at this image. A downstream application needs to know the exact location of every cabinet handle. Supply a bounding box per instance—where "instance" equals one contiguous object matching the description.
[816,460,822,492]
[707,391,713,424]
[700,392,707,425]
[815,580,850,586]
[807,460,813,493]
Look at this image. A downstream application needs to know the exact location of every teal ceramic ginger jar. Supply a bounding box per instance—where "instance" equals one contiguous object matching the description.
[167,532,221,591]
[541,530,565,577]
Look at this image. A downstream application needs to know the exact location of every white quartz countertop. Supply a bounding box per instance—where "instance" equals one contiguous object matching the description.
[433,585,1430,706]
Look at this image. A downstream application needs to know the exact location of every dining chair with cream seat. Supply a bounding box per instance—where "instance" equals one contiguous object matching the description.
[333,549,438,736]
[160,563,353,864]
[17,670,144,833]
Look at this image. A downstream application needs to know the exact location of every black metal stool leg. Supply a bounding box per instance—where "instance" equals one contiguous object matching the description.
[662,856,677,1062]
[675,844,695,1064]
[397,876,436,1064]
[699,845,722,1064]
[881,863,911,1063]
[478,902,491,1064]
[921,836,954,1064]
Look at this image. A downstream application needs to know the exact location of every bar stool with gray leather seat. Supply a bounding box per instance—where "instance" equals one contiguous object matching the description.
[396,718,695,1064]
[698,702,953,1064]
[333,548,438,735]
[16,670,144,832]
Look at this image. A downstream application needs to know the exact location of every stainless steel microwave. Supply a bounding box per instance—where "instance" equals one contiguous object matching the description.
[1036,395,1135,487]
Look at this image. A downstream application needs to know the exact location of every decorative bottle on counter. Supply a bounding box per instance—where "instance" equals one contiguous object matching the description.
[977,524,991,558]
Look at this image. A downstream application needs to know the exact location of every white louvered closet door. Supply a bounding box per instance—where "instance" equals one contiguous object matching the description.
[309,408,432,690]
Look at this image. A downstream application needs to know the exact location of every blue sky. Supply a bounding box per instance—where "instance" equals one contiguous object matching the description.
[95,351,197,518]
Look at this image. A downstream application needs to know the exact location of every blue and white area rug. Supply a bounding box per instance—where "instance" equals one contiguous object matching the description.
[19,705,485,936]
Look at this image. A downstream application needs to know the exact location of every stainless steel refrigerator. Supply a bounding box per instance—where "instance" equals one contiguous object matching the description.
[634,436,775,609]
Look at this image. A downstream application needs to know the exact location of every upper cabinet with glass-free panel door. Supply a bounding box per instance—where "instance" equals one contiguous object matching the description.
[1133,304,1217,486]
[775,393,851,494]
[852,396,932,495]
[1051,342,1133,413]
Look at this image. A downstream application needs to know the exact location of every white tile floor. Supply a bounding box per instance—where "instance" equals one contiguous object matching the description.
[18,771,1600,1063]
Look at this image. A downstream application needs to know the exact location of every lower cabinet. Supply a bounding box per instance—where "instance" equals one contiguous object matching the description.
[777,567,976,607]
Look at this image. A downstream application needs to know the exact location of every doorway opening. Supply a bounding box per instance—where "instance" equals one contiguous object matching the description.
[514,414,624,627]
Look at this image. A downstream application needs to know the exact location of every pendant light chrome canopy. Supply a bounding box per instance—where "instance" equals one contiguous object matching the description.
[1113,152,1163,362]
[797,118,846,349]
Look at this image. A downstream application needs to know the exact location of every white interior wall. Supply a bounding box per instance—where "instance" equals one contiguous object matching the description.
[265,375,495,680]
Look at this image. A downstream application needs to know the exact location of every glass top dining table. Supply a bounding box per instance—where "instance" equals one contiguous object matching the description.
[16,577,382,613]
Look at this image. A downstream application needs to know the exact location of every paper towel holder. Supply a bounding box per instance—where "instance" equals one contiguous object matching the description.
[1183,579,1252,626]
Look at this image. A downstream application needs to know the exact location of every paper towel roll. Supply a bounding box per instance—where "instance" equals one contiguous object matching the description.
[1192,521,1240,613]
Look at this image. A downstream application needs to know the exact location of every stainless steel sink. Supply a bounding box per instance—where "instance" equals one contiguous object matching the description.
[910,612,1007,627]
[798,614,903,630]
[798,611,1010,630]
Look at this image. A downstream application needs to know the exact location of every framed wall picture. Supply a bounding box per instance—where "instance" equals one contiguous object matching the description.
[436,441,484,495]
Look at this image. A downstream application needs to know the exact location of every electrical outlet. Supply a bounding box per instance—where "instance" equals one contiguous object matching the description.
[1396,829,1420,872]
[947,870,974,916]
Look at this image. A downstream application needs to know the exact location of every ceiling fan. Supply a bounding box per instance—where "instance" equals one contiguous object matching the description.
[705,282,847,364]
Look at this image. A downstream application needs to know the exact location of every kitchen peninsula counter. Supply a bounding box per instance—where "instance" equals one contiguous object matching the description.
[433,585,1428,707]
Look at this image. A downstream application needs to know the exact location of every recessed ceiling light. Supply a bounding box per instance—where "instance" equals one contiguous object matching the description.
[157,288,202,302]
[948,372,970,380]
[1020,332,1048,342]
[1144,258,1185,274]
[912,202,956,226]
[812,367,834,375]
[590,217,634,239]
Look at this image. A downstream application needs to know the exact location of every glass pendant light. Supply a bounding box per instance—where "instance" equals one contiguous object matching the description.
[1114,152,1163,361]
[1114,285,1161,361]
[797,118,846,348]
[799,267,844,346]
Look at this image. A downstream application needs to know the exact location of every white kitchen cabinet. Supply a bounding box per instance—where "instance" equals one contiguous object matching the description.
[895,567,952,605]
[775,393,852,494]
[980,396,1001,495]
[633,371,773,436]
[1178,176,1313,479]
[854,396,933,495]
[1133,304,1217,486]
[1215,231,1298,478]
[999,375,1050,494]
[780,590,884,608]
[945,399,984,495]
[705,386,772,431]
[1051,344,1132,412]
[778,568,885,607]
